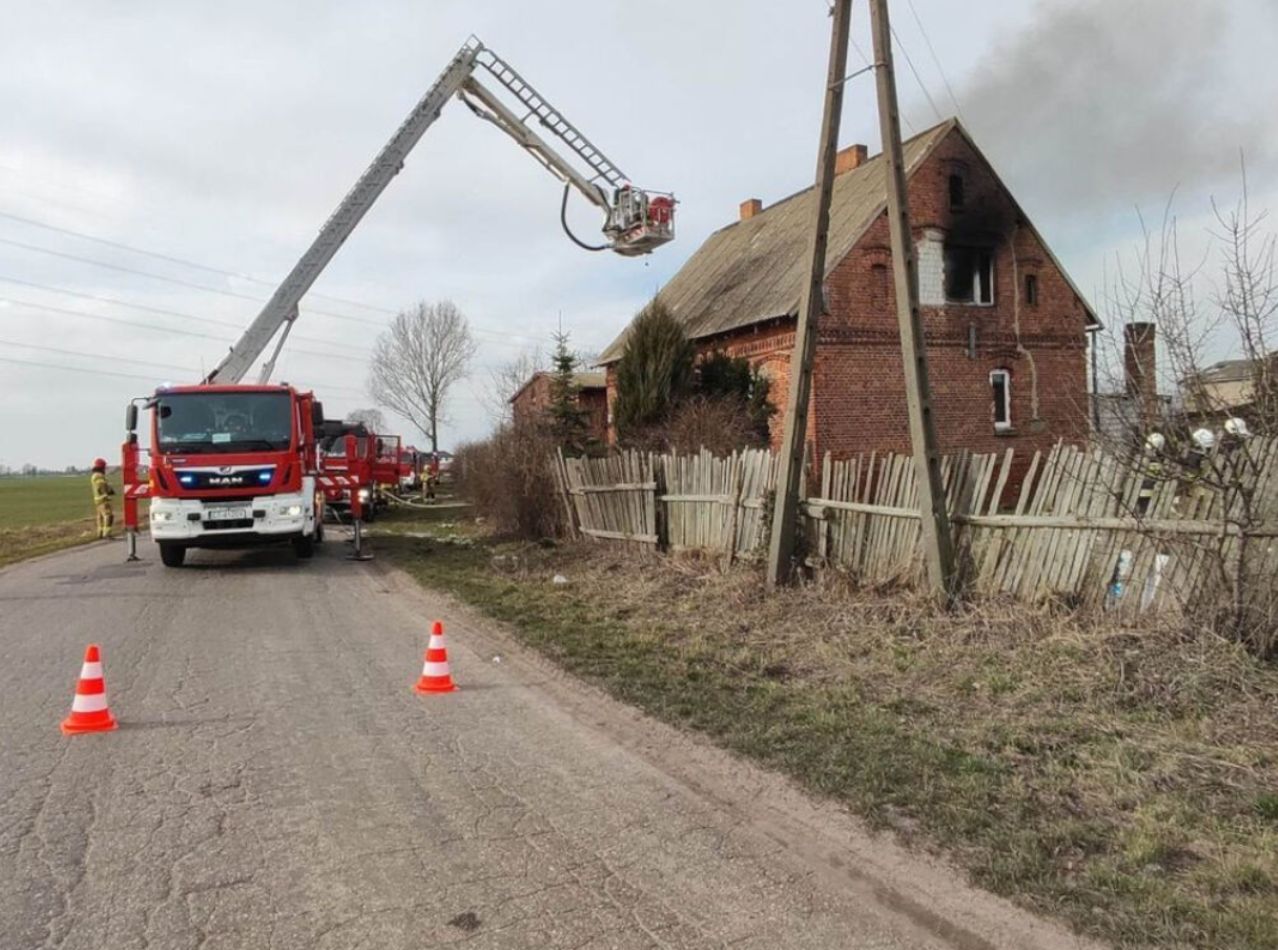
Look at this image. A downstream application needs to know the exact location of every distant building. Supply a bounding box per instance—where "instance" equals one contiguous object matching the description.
[509,371,608,444]
[598,118,1098,471]
[1180,354,1278,422]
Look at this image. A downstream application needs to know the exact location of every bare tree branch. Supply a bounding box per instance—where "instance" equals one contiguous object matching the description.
[368,300,478,454]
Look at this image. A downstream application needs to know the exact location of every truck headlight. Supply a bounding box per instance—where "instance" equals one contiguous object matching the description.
[357,488,371,502]
[284,505,304,517]
[152,511,173,522]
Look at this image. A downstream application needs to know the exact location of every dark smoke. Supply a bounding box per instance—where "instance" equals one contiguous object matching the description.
[957,0,1278,221]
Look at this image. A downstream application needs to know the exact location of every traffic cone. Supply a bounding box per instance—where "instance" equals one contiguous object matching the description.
[414,621,458,693]
[61,644,118,735]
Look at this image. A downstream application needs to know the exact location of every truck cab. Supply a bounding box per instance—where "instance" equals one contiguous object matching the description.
[134,384,324,567]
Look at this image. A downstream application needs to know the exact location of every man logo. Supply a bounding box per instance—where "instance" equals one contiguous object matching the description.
[218,466,235,474]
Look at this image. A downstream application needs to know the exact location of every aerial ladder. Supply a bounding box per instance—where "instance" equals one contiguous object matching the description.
[205,36,675,386]
[122,36,673,565]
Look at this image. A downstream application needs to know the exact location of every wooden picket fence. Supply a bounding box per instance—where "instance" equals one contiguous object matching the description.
[551,439,1278,618]
[552,449,778,561]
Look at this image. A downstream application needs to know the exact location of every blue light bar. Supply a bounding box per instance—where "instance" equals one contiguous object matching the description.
[258,471,273,484]
[178,474,195,486]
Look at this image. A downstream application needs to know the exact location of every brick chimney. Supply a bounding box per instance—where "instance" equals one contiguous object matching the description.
[835,144,868,175]
[1124,322,1158,431]
[739,198,763,221]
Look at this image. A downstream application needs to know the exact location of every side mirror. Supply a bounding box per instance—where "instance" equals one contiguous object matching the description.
[311,401,325,428]
[125,403,138,433]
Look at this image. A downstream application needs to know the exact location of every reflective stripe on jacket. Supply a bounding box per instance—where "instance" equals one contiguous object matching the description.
[90,472,113,505]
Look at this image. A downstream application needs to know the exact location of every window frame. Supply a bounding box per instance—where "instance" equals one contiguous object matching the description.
[990,368,1012,432]
[948,173,965,211]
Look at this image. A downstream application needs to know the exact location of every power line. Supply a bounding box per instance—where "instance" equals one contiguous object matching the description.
[0,273,372,355]
[849,34,916,135]
[0,208,398,315]
[0,296,369,366]
[0,343,367,397]
[889,23,944,124]
[903,0,964,120]
[0,237,540,347]
[0,338,201,375]
[0,353,161,384]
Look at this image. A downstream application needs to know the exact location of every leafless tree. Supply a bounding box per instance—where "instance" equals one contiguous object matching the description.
[344,408,386,432]
[1089,167,1278,653]
[480,348,543,423]
[369,300,478,454]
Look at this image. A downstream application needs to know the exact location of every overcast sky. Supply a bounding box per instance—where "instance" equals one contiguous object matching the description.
[1,0,1275,468]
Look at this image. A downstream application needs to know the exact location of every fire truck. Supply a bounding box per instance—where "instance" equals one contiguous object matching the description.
[316,423,404,520]
[121,36,674,565]
[122,385,325,566]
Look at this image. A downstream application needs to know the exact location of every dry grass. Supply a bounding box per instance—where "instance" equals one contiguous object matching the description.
[383,528,1278,950]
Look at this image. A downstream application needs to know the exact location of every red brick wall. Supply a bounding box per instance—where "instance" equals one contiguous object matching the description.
[513,373,609,445]
[603,127,1090,476]
[511,374,552,420]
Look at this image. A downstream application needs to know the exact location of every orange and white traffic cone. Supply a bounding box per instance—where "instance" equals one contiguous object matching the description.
[61,644,118,735]
[414,621,458,693]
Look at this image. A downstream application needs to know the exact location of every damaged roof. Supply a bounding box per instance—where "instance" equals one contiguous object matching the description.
[599,118,1097,365]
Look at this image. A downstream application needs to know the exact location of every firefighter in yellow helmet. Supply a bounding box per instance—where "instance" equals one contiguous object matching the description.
[89,457,116,539]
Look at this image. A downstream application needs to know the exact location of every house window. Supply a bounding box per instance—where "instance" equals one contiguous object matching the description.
[945,246,994,305]
[1025,273,1039,306]
[990,369,1012,431]
[948,173,965,210]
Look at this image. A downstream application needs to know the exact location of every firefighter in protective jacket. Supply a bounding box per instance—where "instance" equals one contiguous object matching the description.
[89,458,115,539]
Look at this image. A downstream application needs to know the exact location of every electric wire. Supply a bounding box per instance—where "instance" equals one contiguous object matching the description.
[889,23,945,124]
[0,338,203,375]
[0,236,540,347]
[0,296,369,365]
[0,344,368,397]
[0,274,373,354]
[903,0,964,121]
[0,208,397,315]
[0,354,162,384]
[849,34,917,135]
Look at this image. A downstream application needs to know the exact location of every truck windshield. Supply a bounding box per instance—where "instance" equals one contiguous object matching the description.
[156,392,294,454]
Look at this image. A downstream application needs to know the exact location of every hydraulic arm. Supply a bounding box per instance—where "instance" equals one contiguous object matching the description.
[206,36,674,386]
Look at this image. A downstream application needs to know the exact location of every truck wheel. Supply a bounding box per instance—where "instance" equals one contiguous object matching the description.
[293,535,315,559]
[159,543,186,568]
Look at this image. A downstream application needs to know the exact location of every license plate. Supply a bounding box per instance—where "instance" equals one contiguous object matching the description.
[205,508,247,521]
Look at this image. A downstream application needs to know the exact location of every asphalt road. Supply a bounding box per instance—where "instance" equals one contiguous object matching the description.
[0,538,1093,950]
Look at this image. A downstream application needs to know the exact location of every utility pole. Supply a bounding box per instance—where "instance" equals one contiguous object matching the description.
[869,0,957,601]
[766,0,853,589]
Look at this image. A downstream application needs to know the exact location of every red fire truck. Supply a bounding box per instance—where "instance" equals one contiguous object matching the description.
[123,384,325,567]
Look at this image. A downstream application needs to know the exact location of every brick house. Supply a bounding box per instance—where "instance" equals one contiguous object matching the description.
[598,119,1098,468]
[510,370,609,444]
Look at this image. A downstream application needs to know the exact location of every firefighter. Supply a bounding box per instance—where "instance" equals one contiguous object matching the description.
[425,454,440,503]
[89,457,116,539]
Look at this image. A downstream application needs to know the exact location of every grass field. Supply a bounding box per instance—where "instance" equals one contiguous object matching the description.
[379,509,1278,950]
[0,473,127,568]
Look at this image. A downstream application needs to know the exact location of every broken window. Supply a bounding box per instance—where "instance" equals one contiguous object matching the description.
[1025,273,1039,306]
[945,246,994,305]
[990,369,1012,430]
[948,174,965,210]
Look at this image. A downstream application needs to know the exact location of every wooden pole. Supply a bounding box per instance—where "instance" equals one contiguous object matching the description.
[868,0,957,601]
[766,0,853,590]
